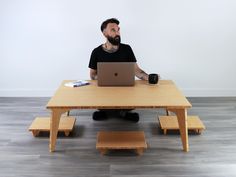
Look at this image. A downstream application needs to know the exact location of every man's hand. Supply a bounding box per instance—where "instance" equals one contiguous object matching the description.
[90,69,97,80]
[135,63,149,81]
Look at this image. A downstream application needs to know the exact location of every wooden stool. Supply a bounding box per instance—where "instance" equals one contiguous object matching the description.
[159,116,205,135]
[96,131,147,155]
[29,116,76,137]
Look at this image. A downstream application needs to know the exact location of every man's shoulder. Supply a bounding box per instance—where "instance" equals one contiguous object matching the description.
[120,43,131,48]
[93,44,103,51]
[118,43,132,51]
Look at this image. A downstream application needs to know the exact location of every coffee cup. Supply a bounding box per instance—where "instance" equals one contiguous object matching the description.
[148,74,159,84]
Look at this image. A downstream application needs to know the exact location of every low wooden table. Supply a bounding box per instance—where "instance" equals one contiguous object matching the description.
[46,80,192,152]
[29,116,76,137]
[96,131,147,155]
[159,116,205,134]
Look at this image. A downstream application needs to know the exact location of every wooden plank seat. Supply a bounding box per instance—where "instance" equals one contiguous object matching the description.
[96,131,148,155]
[29,116,76,137]
[159,116,205,135]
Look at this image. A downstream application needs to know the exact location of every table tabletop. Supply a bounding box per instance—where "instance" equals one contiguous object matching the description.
[46,80,192,109]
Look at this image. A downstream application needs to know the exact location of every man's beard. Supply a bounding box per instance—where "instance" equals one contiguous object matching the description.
[107,35,121,46]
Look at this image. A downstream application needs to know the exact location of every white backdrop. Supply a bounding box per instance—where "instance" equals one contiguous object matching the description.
[1,0,236,97]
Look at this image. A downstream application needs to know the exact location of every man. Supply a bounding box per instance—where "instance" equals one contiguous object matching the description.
[88,18,149,122]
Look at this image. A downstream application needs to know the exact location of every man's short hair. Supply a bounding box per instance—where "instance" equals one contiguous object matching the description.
[101,18,119,32]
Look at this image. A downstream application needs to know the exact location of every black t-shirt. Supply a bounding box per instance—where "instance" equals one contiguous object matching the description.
[88,43,137,70]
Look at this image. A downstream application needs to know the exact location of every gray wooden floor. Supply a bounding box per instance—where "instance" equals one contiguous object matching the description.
[0,97,236,177]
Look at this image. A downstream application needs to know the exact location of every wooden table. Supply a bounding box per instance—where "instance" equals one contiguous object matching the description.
[46,80,192,152]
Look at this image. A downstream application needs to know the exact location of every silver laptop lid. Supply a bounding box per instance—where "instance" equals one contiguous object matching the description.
[97,62,135,86]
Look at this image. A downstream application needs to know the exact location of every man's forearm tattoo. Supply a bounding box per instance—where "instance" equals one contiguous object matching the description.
[91,75,97,80]
[139,70,148,80]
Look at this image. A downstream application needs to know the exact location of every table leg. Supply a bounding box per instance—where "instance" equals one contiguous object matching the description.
[49,109,69,152]
[168,108,189,152]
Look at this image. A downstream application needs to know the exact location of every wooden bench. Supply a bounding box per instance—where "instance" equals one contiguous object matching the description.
[159,115,205,135]
[29,116,76,137]
[96,131,148,155]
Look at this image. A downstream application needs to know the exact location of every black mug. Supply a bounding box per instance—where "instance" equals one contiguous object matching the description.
[148,74,159,84]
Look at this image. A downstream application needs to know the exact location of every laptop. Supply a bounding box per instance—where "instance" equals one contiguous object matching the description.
[97,62,135,86]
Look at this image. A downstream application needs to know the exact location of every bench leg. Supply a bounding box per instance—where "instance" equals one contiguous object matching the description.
[197,129,203,134]
[64,131,70,136]
[136,148,144,155]
[99,149,108,155]
[166,109,170,116]
[32,130,40,137]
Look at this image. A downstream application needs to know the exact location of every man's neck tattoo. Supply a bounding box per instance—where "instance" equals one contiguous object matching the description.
[102,43,119,53]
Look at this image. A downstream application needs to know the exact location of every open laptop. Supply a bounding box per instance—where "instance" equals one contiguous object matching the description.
[97,62,135,86]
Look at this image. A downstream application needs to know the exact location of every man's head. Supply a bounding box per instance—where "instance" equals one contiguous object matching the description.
[101,18,121,46]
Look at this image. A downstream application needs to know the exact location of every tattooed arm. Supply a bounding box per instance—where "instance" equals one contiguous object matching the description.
[90,69,97,80]
[135,63,149,81]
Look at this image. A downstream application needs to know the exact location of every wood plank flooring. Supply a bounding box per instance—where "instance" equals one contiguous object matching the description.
[0,97,236,177]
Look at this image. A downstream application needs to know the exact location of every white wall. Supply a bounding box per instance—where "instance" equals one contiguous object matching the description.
[1,0,236,97]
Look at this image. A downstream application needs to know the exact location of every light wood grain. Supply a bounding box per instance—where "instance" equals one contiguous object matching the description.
[96,131,147,155]
[49,108,70,152]
[46,80,192,152]
[168,108,189,151]
[96,131,147,149]
[159,115,205,134]
[28,116,76,136]
[46,80,192,109]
